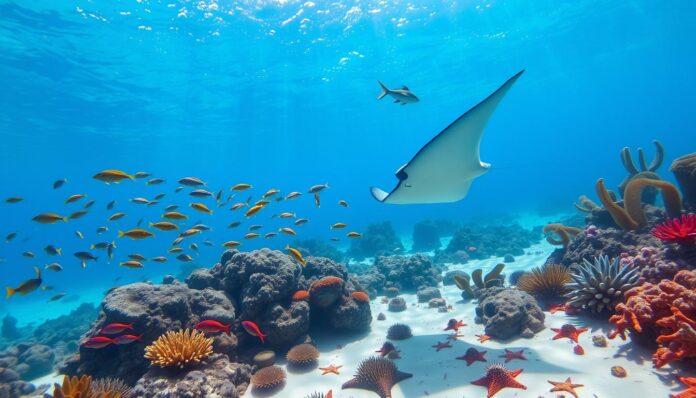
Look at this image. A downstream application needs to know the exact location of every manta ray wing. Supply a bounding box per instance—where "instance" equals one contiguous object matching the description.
[371,70,524,204]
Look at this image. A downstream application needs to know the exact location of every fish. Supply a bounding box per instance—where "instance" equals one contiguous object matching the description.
[262,189,280,198]
[112,334,142,344]
[308,183,329,193]
[6,267,42,298]
[45,263,63,272]
[190,189,214,198]
[168,247,184,253]
[147,178,165,185]
[162,211,188,220]
[22,251,35,258]
[90,242,112,250]
[96,226,109,234]
[154,193,166,200]
[331,223,347,229]
[130,197,150,205]
[106,200,116,210]
[41,285,54,291]
[49,293,66,302]
[171,237,184,246]
[190,203,213,214]
[241,320,267,343]
[100,322,134,334]
[107,242,116,260]
[192,224,211,231]
[279,212,295,219]
[83,200,95,209]
[285,192,302,200]
[179,177,206,186]
[227,221,241,229]
[347,232,362,238]
[216,190,223,202]
[5,232,17,242]
[284,245,306,266]
[194,320,231,335]
[75,230,84,239]
[376,81,420,104]
[244,233,260,239]
[108,213,127,221]
[179,228,201,237]
[128,253,146,261]
[230,202,247,211]
[137,218,144,227]
[151,256,167,263]
[176,254,193,262]
[165,205,179,211]
[74,252,98,262]
[189,243,198,251]
[93,169,134,183]
[371,70,524,204]
[120,261,144,268]
[254,199,270,207]
[248,225,263,231]
[148,201,160,207]
[294,218,309,225]
[83,336,115,349]
[175,186,184,192]
[53,178,67,189]
[203,240,213,247]
[264,232,277,238]
[279,227,297,236]
[149,221,178,231]
[231,183,252,191]
[245,205,263,218]
[32,213,67,224]
[134,171,150,179]
[118,229,154,239]
[222,241,241,248]
[314,193,321,208]
[5,197,23,203]
[44,245,62,256]
[339,200,349,208]
[69,210,88,220]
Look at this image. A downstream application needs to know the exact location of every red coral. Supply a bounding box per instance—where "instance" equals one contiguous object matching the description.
[351,291,370,303]
[609,270,696,368]
[651,214,696,245]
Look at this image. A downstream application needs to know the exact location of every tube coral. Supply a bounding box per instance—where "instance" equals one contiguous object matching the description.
[623,178,682,226]
[543,224,582,247]
[595,179,639,230]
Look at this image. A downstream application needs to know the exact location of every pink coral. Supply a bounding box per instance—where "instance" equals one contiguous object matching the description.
[651,214,696,246]
[619,246,688,284]
[609,270,696,368]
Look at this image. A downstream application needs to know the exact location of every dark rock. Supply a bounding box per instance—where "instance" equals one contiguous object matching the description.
[446,223,541,260]
[443,270,468,286]
[388,297,406,312]
[186,268,218,290]
[257,301,309,347]
[416,287,441,303]
[671,152,696,212]
[162,275,176,284]
[368,254,441,292]
[326,296,372,332]
[16,344,53,380]
[412,220,441,252]
[348,221,404,260]
[503,254,515,263]
[1,314,19,340]
[474,287,545,339]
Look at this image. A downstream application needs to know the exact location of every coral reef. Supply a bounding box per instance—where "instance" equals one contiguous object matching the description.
[348,221,404,260]
[452,264,505,300]
[411,220,441,252]
[474,287,545,339]
[326,294,372,332]
[0,366,35,398]
[671,152,696,211]
[445,223,541,260]
[565,255,640,316]
[596,178,681,230]
[543,223,582,248]
[309,276,344,308]
[1,314,19,340]
[342,356,412,398]
[361,254,441,293]
[91,377,133,398]
[618,140,665,204]
[144,329,213,368]
[386,324,412,340]
[516,264,570,302]
[293,239,345,263]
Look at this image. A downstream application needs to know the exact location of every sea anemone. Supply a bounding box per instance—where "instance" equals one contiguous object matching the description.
[652,214,696,245]
[251,365,286,390]
[286,343,320,366]
[342,356,412,398]
[144,328,213,368]
[386,323,412,340]
[91,377,133,398]
[352,291,370,302]
[292,290,310,301]
[48,375,92,398]
[516,264,571,301]
[565,255,640,315]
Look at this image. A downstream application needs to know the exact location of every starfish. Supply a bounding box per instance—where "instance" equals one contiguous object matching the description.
[319,364,343,375]
[551,324,589,343]
[432,341,452,351]
[476,334,492,343]
[471,363,527,398]
[444,318,466,332]
[673,376,696,398]
[548,377,584,398]
[499,349,526,363]
[446,332,464,341]
[456,347,487,366]
[546,303,566,314]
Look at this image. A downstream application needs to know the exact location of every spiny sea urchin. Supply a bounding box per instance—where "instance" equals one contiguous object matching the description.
[251,365,286,390]
[91,377,133,398]
[286,343,320,366]
[516,264,571,301]
[565,255,640,315]
[342,356,412,398]
[386,323,412,340]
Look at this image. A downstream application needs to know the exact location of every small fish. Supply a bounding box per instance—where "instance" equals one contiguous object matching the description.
[215,189,223,202]
[176,254,193,262]
[467,246,477,252]
[331,222,347,229]
[338,200,349,208]
[194,320,231,335]
[45,263,63,272]
[179,228,201,238]
[151,256,167,263]
[294,218,309,226]
[222,241,241,248]
[231,183,252,191]
[279,212,295,219]
[22,251,35,258]
[128,253,146,261]
[74,252,98,262]
[149,221,178,231]
[192,224,211,231]
[227,221,241,229]
[134,171,151,179]
[6,266,42,298]
[190,189,214,198]
[108,212,127,221]
[168,247,184,253]
[137,218,144,227]
[190,203,213,214]
[118,229,155,239]
[5,197,23,203]
[279,227,297,236]
[230,202,247,211]
[263,189,280,198]
[264,232,277,238]
[285,191,302,200]
[69,210,88,220]
[146,201,159,207]
[120,260,144,269]
[93,169,134,183]
[107,241,116,260]
[347,232,362,238]
[314,193,321,208]
[179,177,206,186]
[49,293,66,302]
[44,245,62,256]
[130,197,150,205]
[172,237,184,246]
[175,186,184,193]
[5,232,17,242]
[241,320,267,343]
[106,200,116,210]
[83,336,115,349]
[112,334,142,344]
[154,193,166,200]
[75,230,84,239]
[90,242,111,250]
[41,285,54,291]
[249,224,263,231]
[189,243,198,251]
[165,205,179,211]
[32,213,67,224]
[377,81,419,104]
[308,183,329,193]
[244,233,260,239]
[96,226,109,234]
[284,245,306,266]
[53,178,68,189]
[146,178,165,185]
[203,240,213,247]
[163,211,188,220]
[100,322,134,334]
[65,194,86,204]
[254,199,270,207]
[245,205,263,218]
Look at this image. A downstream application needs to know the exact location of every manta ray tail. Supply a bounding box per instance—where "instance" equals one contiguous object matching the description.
[377,81,389,100]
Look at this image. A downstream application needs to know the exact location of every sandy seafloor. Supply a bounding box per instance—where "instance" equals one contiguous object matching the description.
[18,214,691,397]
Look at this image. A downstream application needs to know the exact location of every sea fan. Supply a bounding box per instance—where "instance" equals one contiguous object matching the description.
[565,255,640,315]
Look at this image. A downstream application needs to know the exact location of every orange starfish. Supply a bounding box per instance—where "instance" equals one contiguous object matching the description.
[673,376,696,398]
[499,348,526,363]
[476,334,492,343]
[548,377,584,398]
[551,324,588,343]
[319,364,342,375]
[444,319,466,332]
[546,303,566,314]
[471,363,526,398]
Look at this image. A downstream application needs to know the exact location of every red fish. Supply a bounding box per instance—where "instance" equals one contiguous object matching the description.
[195,320,231,335]
[467,246,477,252]
[83,336,115,349]
[241,320,266,343]
[100,322,134,334]
[112,334,142,345]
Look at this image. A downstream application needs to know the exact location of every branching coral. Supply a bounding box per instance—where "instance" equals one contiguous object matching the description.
[516,264,571,301]
[543,224,582,247]
[609,269,696,368]
[596,179,639,230]
[144,329,213,368]
[453,264,505,300]
[619,140,665,204]
[565,255,640,315]
[651,214,696,246]
[574,195,600,213]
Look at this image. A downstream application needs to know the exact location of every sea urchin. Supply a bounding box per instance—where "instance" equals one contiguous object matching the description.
[342,356,412,398]
[516,264,571,301]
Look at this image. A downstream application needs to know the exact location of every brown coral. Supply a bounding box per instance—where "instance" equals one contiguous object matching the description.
[516,264,571,301]
[543,224,582,247]
[49,375,93,398]
[596,178,639,230]
[624,178,682,226]
[342,356,412,398]
[352,291,370,302]
[251,365,286,390]
[286,343,320,365]
[144,328,213,368]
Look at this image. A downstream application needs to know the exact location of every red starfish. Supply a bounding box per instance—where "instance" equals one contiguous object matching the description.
[446,332,464,341]
[471,363,527,398]
[432,341,452,351]
[319,364,342,375]
[546,303,566,314]
[456,347,487,366]
[499,349,526,363]
[673,376,696,398]
[444,319,466,332]
[551,324,588,343]
[476,334,492,343]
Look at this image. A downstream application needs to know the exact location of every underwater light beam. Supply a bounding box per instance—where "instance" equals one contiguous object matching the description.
[370,70,525,204]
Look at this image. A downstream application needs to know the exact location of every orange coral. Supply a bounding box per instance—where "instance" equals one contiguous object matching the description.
[352,291,370,302]
[292,290,310,301]
[609,270,696,368]
[311,276,344,289]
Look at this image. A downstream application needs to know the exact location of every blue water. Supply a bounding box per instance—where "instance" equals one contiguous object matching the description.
[1,0,695,318]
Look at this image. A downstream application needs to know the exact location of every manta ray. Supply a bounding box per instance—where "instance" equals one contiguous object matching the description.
[370,70,524,204]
